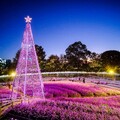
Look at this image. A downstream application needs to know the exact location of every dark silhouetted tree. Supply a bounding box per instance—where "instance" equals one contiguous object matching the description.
[101,50,120,71]
[45,55,61,71]
[35,45,46,71]
[65,41,91,70]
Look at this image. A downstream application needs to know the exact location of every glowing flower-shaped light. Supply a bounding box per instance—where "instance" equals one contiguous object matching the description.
[24,16,32,23]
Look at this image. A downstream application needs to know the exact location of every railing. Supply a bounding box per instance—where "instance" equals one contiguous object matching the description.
[0,97,22,117]
[0,71,120,78]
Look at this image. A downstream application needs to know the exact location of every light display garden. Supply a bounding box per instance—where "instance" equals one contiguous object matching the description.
[1,80,120,119]
[0,16,120,120]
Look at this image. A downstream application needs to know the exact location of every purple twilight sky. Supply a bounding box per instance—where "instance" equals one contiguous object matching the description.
[0,0,120,59]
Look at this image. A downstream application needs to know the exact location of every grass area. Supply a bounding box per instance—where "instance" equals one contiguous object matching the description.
[4,99,120,120]
[44,81,120,98]
[1,81,120,120]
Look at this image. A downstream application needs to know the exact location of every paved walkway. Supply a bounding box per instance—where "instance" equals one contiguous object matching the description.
[85,77,120,90]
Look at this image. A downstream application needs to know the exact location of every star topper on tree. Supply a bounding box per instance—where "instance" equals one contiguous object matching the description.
[24,16,32,23]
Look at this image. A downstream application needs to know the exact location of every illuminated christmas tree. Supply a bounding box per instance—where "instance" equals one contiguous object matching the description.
[12,16,44,100]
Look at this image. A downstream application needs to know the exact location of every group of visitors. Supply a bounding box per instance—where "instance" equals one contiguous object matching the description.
[79,77,85,83]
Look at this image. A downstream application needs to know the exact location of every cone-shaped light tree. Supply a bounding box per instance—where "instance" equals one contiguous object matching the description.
[12,16,45,100]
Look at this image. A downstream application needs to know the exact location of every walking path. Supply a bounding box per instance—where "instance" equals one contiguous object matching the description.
[85,77,120,90]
